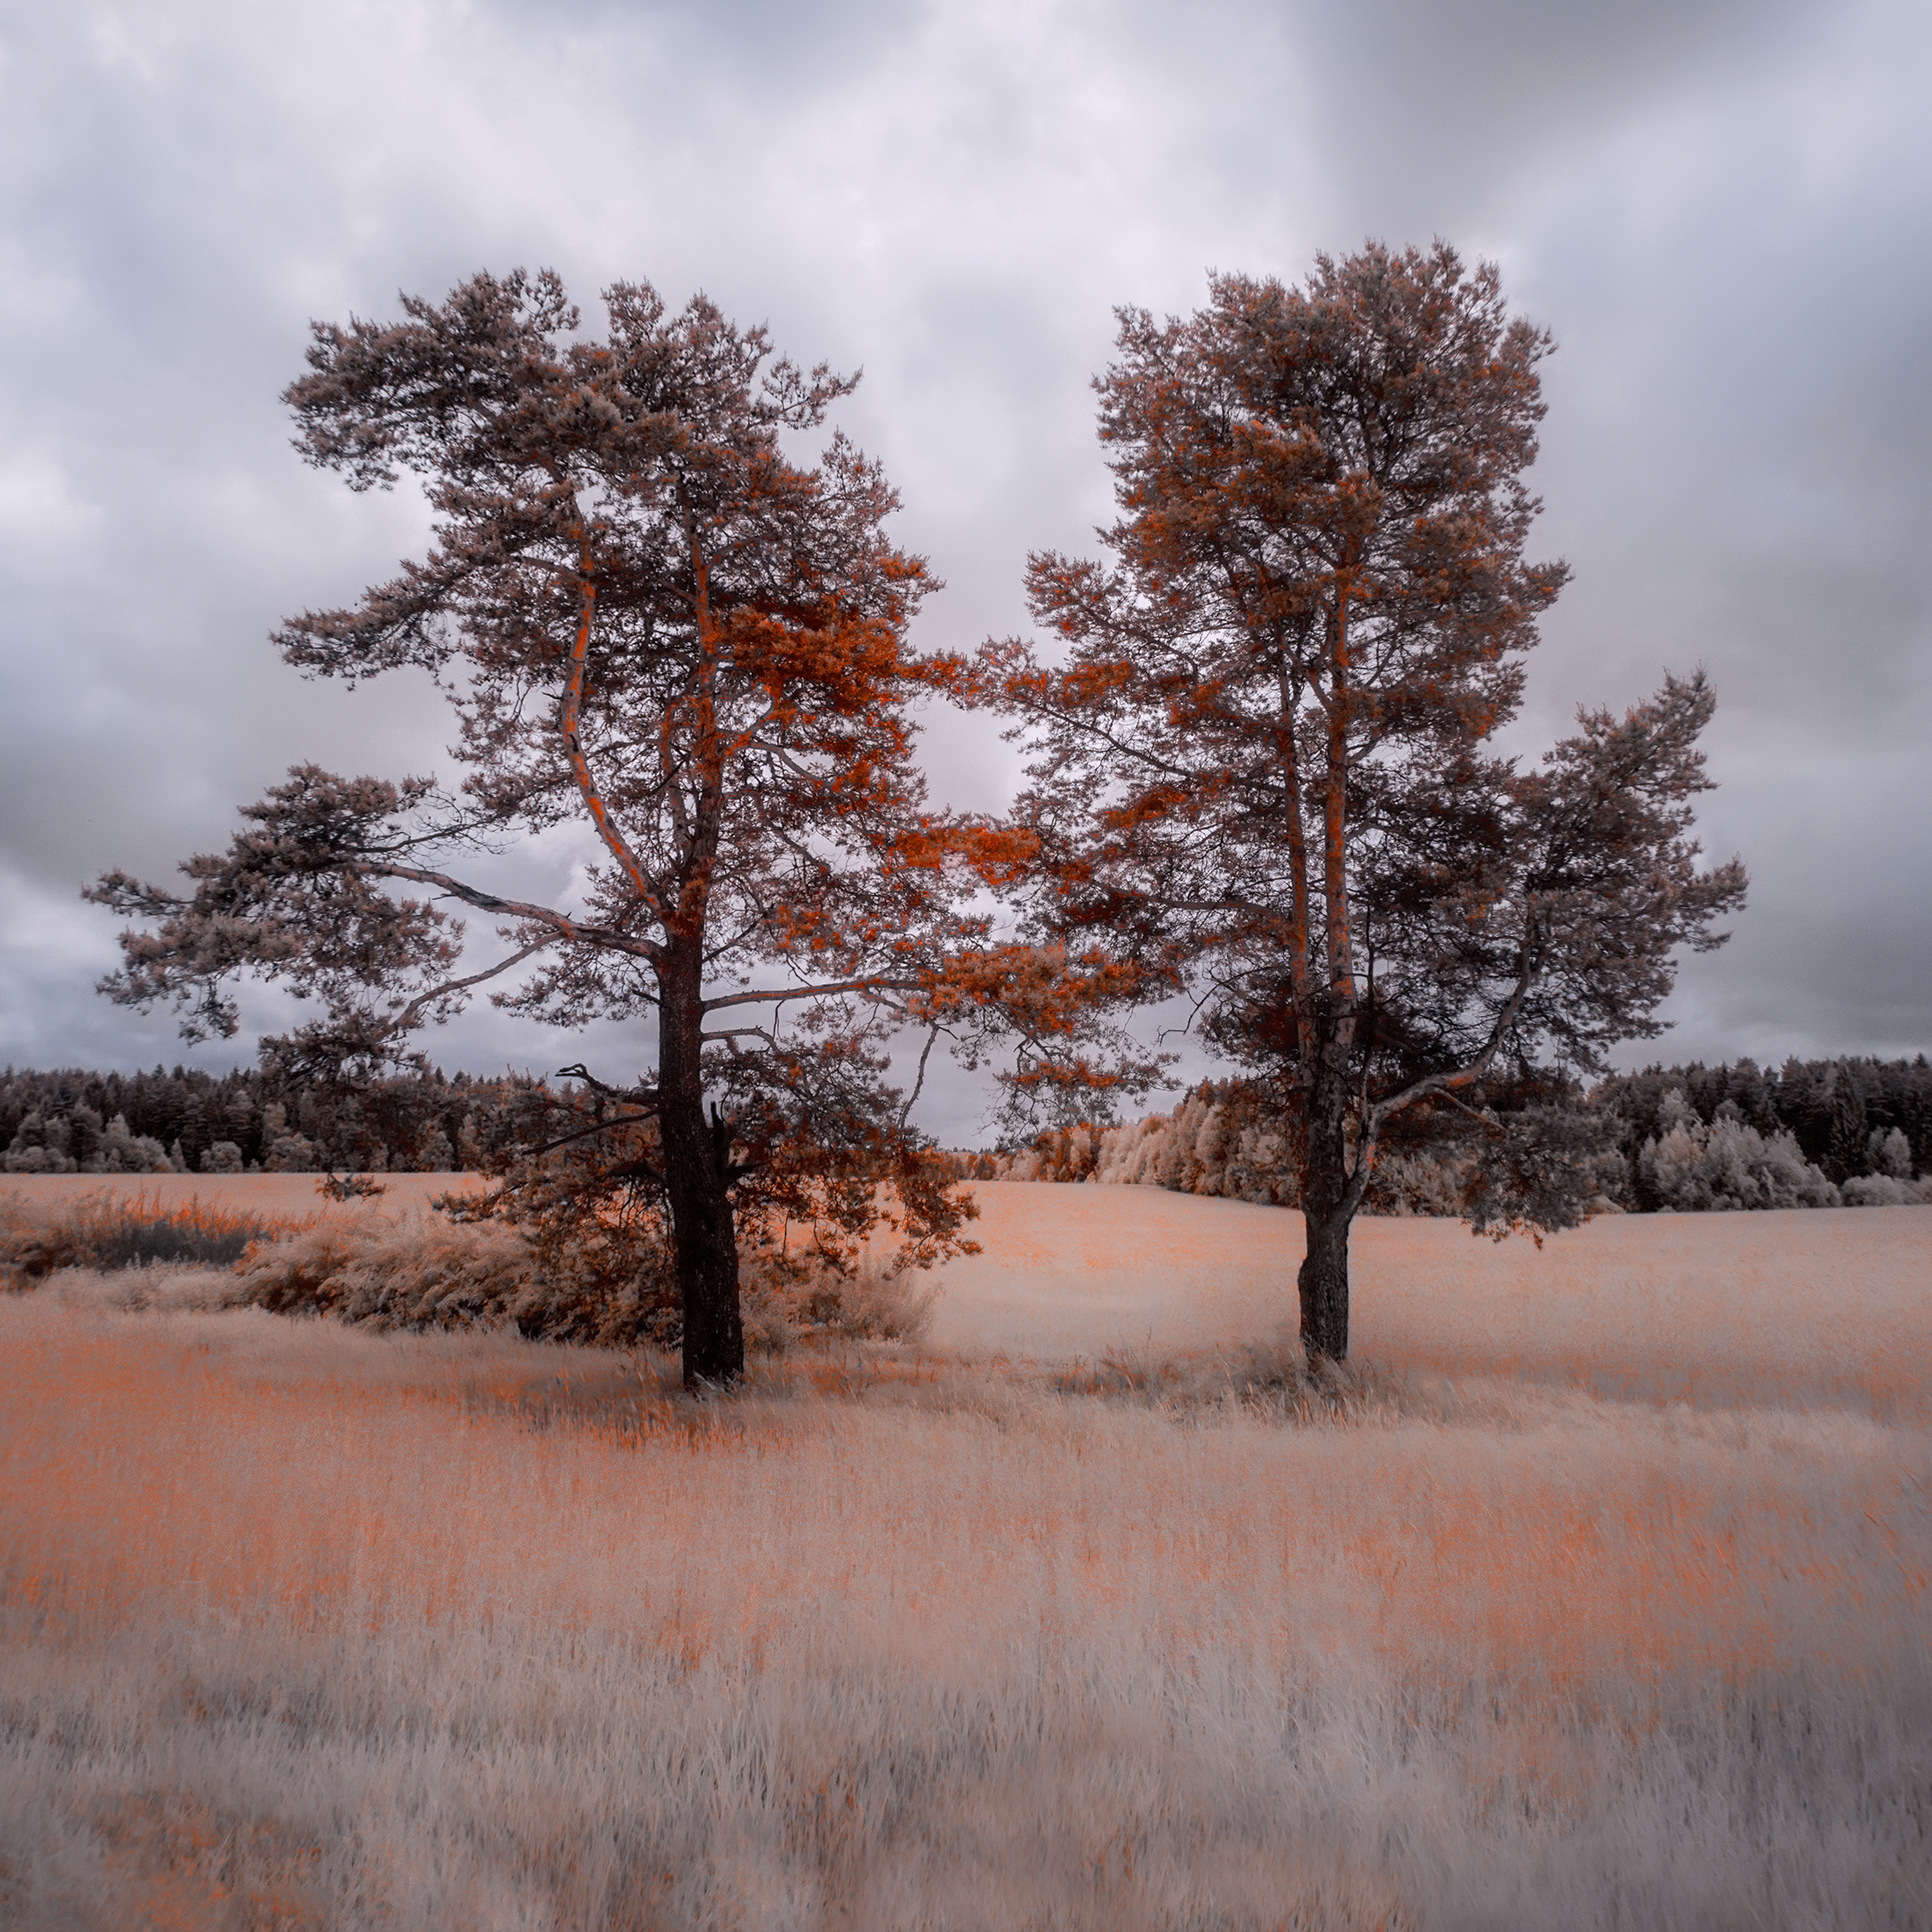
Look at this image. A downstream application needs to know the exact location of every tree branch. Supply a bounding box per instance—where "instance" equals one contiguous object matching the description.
[556,508,671,929]
[388,936,551,1032]
[1366,923,1541,1131]
[898,1020,943,1131]
[554,1063,661,1107]
[364,861,661,961]
[702,976,919,1013]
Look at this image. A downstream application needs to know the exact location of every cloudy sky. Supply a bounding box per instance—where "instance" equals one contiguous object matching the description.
[2,0,1927,1142]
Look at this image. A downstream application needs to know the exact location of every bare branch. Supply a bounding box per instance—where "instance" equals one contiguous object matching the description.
[367,862,662,961]
[702,976,919,1014]
[899,1020,942,1131]
[387,936,551,1032]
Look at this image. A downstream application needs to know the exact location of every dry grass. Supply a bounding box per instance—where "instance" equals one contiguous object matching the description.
[0,1188,315,1286]
[0,1171,487,1222]
[2,1185,1929,1928]
[0,1176,489,1297]
[2,1179,937,1352]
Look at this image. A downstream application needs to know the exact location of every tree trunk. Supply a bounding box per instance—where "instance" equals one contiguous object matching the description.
[1297,1207,1351,1366]
[1297,1032,1354,1365]
[658,949,745,1388]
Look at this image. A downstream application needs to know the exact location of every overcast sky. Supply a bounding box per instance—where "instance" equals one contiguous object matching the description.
[2,0,1927,1143]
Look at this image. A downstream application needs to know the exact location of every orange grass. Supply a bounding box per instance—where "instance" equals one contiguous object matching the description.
[0,1175,484,1291]
[53,1186,312,1245]
[3,1193,1930,1928]
[0,1170,485,1222]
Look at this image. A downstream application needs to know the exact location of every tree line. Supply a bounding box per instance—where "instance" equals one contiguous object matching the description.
[84,243,1751,1381]
[979,1054,1931,1212]
[0,1063,525,1178]
[11,1050,1923,1203]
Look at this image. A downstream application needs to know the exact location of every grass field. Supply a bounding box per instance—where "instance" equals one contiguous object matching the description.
[2,1182,1928,1928]
[0,1170,485,1223]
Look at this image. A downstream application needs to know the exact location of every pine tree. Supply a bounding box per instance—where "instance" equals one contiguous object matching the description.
[988,243,1747,1360]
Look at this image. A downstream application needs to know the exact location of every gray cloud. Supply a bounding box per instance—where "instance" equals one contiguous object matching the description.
[2,0,1926,1139]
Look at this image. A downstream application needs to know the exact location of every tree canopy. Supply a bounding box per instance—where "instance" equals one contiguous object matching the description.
[986,242,1748,1360]
[89,270,1020,1385]
[88,247,1753,1378]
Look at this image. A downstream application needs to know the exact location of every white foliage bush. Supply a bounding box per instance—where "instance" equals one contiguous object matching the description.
[263,1133,320,1172]
[1091,1113,1178,1187]
[1637,1092,1840,1210]
[1842,1172,1932,1207]
[3,1110,175,1175]
[1867,1126,1914,1180]
[999,1091,1304,1204]
[3,1111,77,1173]
[1,1143,74,1175]
[740,1251,941,1350]
[999,1078,1908,1218]
[997,1089,1453,1212]
[1364,1148,1475,1217]
[87,1114,176,1174]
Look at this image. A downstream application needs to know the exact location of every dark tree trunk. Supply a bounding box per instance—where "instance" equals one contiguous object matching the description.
[658,948,745,1388]
[1296,1208,1351,1366]
[1297,1031,1354,1365]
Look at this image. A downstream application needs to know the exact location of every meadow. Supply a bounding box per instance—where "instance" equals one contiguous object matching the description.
[2,1180,1928,1929]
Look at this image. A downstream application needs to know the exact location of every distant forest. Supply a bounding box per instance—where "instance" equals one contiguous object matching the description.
[3,1054,1928,1212]
[977,1056,1932,1214]
[0,1064,523,1179]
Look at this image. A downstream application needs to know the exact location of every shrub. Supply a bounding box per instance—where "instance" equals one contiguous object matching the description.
[232,1215,568,1335]
[0,1189,303,1286]
[3,1109,77,1173]
[1637,1092,1839,1210]
[3,1180,943,1352]
[991,1086,1306,1204]
[1842,1172,1931,1207]
[1867,1126,1915,1181]
[740,1248,941,1351]
[318,1172,388,1200]
[988,1078,1619,1223]
[229,1214,940,1351]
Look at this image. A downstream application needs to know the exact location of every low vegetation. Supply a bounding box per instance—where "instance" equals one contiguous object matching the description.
[3,1195,1928,1928]
[1,1186,936,1355]
[0,1188,312,1282]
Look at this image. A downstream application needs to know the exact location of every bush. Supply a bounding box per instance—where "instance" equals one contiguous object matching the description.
[989,1079,1615,1226]
[230,1215,940,1351]
[232,1215,568,1335]
[1842,1172,1932,1207]
[1867,1126,1915,1181]
[0,1190,303,1286]
[739,1248,941,1352]
[2,1109,175,1175]
[4,1183,941,1352]
[991,1086,1306,1205]
[1637,1093,1840,1210]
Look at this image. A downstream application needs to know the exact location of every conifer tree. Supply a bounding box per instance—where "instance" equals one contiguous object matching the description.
[89,270,1019,1386]
[988,242,1748,1361]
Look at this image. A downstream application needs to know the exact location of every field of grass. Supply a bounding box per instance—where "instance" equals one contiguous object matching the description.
[2,1182,1928,1928]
